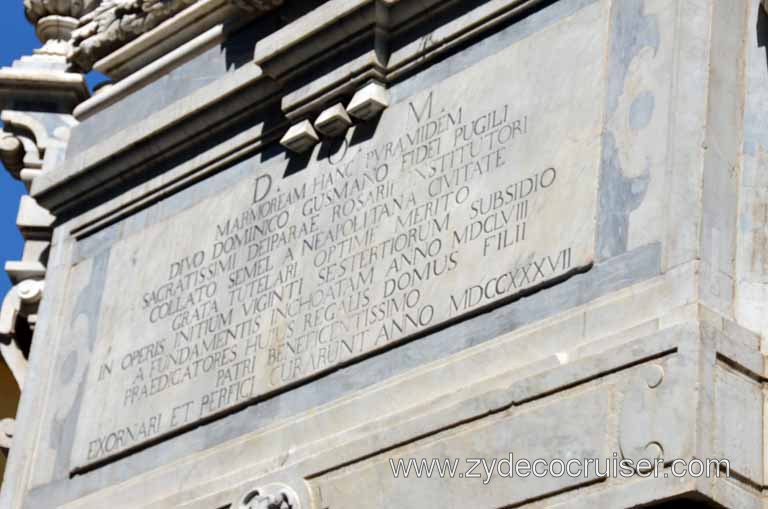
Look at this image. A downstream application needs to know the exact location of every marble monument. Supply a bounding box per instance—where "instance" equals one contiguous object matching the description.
[1,0,767,507]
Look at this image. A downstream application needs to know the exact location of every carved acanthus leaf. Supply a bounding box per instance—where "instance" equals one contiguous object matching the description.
[68,0,285,71]
[69,0,197,70]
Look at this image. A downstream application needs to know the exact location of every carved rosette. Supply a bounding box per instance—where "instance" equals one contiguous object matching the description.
[24,0,102,55]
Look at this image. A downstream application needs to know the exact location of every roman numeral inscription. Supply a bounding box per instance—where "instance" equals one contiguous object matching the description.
[71,28,603,469]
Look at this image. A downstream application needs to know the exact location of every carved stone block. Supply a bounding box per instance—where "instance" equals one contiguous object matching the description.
[347,81,389,120]
[280,120,320,153]
[314,103,353,137]
[3,1,768,509]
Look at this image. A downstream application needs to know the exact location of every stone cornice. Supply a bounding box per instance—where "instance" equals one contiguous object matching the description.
[0,66,89,112]
[68,0,284,71]
[91,0,240,80]
[32,0,545,219]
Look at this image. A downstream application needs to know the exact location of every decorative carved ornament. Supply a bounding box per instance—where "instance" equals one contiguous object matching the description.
[236,484,299,509]
[23,0,102,24]
[0,279,45,391]
[69,0,196,70]
[69,0,284,71]
[24,0,102,55]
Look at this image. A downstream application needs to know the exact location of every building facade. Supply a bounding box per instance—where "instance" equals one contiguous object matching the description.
[1,0,767,507]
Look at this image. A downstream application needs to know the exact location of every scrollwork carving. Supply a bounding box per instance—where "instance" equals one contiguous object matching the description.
[236,484,299,509]
[68,0,284,70]
[69,0,197,70]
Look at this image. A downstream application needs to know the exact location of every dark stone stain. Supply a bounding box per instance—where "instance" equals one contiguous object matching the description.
[757,4,768,75]
[50,250,111,478]
[598,132,650,260]
[598,0,658,260]
[629,91,655,131]
[606,0,660,115]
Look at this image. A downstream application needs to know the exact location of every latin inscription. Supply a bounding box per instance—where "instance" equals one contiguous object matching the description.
[72,23,604,469]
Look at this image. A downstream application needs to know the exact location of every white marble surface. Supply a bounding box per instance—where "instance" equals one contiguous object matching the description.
[71,14,604,467]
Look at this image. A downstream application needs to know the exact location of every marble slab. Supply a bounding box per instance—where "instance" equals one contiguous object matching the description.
[70,15,604,469]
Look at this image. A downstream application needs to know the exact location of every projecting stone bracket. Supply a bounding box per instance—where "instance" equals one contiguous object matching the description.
[0,280,44,392]
[235,483,300,509]
[0,132,24,177]
[280,82,390,153]
[0,107,60,307]
[0,128,42,188]
[347,82,389,121]
[314,103,353,138]
[280,120,320,153]
[0,109,76,190]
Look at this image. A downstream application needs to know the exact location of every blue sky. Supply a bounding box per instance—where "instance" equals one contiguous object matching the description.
[0,4,40,300]
[0,6,106,300]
